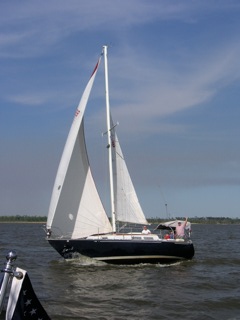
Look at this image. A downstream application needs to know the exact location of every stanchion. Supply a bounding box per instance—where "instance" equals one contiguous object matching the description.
[0,251,23,314]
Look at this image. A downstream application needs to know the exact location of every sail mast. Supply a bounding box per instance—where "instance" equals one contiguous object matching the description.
[103,45,116,232]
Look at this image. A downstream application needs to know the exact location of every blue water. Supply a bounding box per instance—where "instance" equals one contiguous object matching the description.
[0,223,239,319]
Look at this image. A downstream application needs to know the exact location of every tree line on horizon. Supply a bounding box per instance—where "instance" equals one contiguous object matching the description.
[149,216,240,224]
[0,215,46,222]
[0,215,239,224]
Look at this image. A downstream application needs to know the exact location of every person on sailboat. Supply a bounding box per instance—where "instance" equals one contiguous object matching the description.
[142,226,151,234]
[175,217,188,239]
[164,232,170,239]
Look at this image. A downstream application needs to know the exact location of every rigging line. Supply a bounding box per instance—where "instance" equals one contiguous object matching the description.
[158,185,173,220]
[102,122,119,135]
[115,149,124,160]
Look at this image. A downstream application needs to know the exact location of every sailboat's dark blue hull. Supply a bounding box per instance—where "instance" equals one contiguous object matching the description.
[48,238,194,265]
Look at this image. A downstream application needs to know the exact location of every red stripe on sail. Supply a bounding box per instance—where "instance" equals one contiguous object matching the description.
[75,109,80,117]
[90,59,100,78]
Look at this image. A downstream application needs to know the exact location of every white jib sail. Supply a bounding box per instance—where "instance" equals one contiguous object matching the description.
[110,117,148,225]
[47,57,112,238]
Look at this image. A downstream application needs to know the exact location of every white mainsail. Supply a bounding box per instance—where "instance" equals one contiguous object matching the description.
[110,117,149,225]
[47,57,112,238]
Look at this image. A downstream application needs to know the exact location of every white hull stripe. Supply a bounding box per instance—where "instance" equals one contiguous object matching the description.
[94,255,185,261]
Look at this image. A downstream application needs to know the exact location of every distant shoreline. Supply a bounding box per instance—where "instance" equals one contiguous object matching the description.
[0,216,239,225]
[0,221,45,224]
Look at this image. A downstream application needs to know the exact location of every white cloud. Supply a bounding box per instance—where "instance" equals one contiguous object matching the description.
[7,94,46,106]
[1,1,239,58]
[95,41,240,136]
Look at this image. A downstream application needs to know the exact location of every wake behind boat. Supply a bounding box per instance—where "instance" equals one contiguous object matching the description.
[46,46,194,265]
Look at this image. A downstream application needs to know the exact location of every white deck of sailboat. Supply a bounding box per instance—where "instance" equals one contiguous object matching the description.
[86,233,186,242]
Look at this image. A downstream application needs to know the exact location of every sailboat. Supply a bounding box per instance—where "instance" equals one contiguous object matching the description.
[46,46,194,265]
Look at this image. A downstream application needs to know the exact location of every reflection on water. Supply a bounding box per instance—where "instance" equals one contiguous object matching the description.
[0,223,240,319]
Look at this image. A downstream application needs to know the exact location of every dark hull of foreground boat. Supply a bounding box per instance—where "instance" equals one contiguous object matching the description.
[48,239,194,265]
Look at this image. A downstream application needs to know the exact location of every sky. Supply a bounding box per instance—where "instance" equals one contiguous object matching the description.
[0,0,240,219]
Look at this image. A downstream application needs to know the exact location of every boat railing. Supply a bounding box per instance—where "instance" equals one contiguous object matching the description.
[0,251,51,318]
[0,251,24,314]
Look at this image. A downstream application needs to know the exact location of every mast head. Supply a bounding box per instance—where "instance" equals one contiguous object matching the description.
[102,45,108,55]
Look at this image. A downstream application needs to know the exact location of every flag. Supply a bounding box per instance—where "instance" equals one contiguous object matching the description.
[6,267,51,320]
